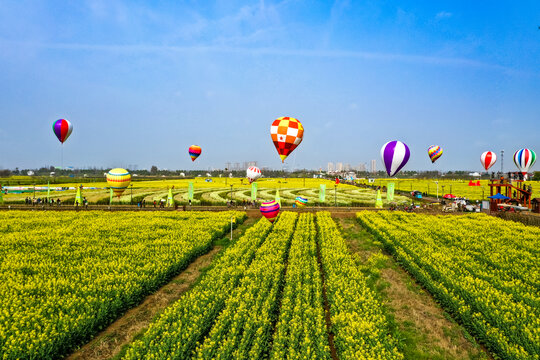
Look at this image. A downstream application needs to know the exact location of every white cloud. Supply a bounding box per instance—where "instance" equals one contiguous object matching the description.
[322,0,351,48]
[436,11,453,19]
[3,39,538,78]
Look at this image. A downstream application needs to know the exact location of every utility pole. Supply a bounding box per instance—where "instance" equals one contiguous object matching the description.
[501,150,504,174]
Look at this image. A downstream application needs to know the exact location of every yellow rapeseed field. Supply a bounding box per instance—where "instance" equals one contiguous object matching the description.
[0,210,245,359]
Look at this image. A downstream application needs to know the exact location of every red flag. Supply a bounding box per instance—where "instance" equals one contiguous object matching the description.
[335,178,340,184]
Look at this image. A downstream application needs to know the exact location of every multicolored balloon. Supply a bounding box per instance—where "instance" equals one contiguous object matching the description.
[427,145,443,163]
[260,200,280,223]
[106,168,131,197]
[480,151,497,171]
[270,117,304,162]
[295,196,308,208]
[189,145,202,162]
[513,148,536,174]
[381,140,410,177]
[246,166,262,183]
[52,119,73,144]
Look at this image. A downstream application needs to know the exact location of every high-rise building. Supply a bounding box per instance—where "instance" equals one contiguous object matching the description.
[370,159,376,173]
[344,163,351,171]
[336,162,343,172]
[327,162,334,172]
[358,163,366,172]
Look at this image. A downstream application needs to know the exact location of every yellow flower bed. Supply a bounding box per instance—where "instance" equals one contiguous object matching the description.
[0,211,245,359]
[357,211,540,360]
[317,212,403,359]
[193,212,298,359]
[123,213,296,359]
[270,213,330,359]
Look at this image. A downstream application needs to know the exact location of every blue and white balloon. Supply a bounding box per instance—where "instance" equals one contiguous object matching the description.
[513,148,536,175]
[381,140,410,177]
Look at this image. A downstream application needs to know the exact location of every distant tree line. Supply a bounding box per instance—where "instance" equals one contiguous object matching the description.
[0,165,538,183]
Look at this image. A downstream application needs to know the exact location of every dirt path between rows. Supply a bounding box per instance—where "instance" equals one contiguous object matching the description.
[67,247,221,360]
[338,218,491,360]
[68,218,257,360]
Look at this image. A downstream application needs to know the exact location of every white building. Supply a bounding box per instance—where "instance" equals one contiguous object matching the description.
[336,162,343,172]
[327,162,334,172]
[357,163,366,172]
[370,159,376,173]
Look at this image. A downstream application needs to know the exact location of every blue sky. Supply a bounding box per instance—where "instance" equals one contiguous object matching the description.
[0,0,539,172]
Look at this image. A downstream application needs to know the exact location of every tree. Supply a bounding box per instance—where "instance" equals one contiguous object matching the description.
[533,171,540,181]
[150,165,158,174]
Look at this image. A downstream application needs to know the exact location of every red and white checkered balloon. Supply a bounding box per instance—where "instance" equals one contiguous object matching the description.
[270,117,304,163]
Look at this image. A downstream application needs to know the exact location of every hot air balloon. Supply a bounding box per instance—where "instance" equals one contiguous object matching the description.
[295,196,308,208]
[381,141,410,177]
[246,166,262,183]
[52,119,73,144]
[513,148,536,175]
[260,200,280,223]
[270,117,304,162]
[189,145,202,161]
[480,151,497,171]
[106,168,131,197]
[427,145,443,163]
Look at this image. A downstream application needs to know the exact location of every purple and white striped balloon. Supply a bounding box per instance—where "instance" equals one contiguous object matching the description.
[381,140,410,177]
